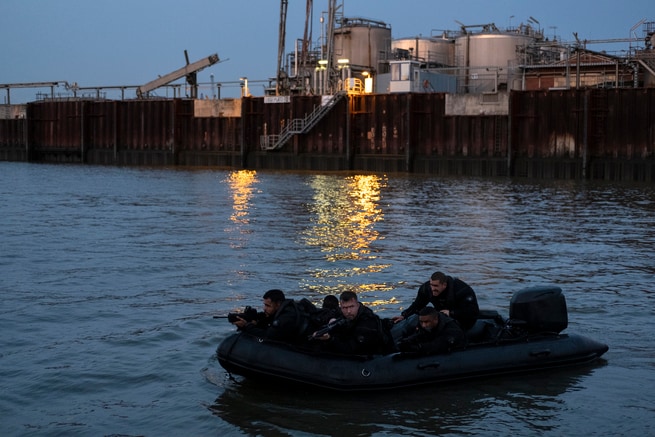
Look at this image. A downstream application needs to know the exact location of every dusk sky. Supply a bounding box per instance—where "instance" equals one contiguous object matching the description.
[2,0,652,103]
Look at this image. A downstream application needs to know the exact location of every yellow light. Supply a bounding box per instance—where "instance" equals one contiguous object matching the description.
[226,170,257,226]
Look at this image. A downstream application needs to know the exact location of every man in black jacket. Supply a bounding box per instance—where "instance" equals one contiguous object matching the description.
[313,291,393,355]
[397,307,467,355]
[231,289,310,343]
[299,294,341,331]
[392,271,480,331]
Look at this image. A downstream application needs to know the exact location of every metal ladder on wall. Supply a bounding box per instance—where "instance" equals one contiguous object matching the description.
[260,91,347,151]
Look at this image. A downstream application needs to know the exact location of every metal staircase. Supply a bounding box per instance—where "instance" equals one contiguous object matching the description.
[260,91,347,151]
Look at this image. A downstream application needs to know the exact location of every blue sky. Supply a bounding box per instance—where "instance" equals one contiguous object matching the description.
[2,0,652,103]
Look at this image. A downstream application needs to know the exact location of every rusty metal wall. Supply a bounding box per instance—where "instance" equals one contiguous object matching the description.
[0,118,25,146]
[245,95,349,155]
[21,99,244,157]
[241,97,265,153]
[0,118,27,161]
[2,89,653,180]
[600,89,655,159]
[273,93,510,159]
[510,89,655,161]
[351,94,406,156]
[511,90,584,159]
[117,100,173,150]
[28,101,83,150]
[298,96,347,154]
[84,101,115,150]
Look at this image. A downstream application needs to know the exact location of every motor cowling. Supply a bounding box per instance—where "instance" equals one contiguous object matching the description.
[509,286,568,334]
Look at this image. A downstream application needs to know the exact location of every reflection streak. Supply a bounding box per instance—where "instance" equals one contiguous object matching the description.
[225,170,257,225]
[301,174,392,297]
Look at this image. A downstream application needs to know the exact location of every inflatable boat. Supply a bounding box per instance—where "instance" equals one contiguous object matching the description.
[216,286,608,392]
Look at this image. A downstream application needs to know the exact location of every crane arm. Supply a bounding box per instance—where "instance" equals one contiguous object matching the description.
[137,53,219,98]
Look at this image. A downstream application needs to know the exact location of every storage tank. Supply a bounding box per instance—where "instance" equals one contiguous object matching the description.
[455,31,536,92]
[333,17,391,74]
[392,36,455,66]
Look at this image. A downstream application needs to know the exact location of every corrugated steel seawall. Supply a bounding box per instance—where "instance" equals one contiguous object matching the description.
[509,89,655,180]
[1,89,654,181]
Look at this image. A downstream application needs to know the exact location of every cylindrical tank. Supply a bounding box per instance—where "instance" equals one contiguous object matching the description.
[333,17,391,73]
[455,32,535,92]
[392,36,455,66]
[456,32,534,68]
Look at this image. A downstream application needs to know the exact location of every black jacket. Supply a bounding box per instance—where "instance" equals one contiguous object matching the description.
[326,304,393,355]
[401,276,480,330]
[397,313,467,355]
[242,299,310,343]
[297,298,341,330]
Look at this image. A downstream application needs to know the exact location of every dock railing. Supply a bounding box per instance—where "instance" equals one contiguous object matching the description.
[260,91,347,151]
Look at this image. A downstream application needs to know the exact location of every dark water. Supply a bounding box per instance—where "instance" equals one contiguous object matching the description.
[1,162,654,436]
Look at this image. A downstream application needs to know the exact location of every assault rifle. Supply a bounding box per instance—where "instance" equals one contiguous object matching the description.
[308,318,348,340]
[228,306,260,323]
[213,306,260,323]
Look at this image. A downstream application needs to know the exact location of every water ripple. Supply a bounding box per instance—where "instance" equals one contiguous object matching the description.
[1,163,654,435]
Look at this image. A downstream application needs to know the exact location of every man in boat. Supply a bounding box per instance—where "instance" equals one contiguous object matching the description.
[298,294,341,330]
[311,291,394,355]
[396,307,467,355]
[392,271,480,331]
[230,289,311,343]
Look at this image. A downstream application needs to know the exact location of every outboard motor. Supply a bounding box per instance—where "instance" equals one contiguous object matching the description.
[509,286,568,334]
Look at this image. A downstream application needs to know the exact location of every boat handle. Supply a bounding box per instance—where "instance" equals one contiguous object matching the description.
[530,349,551,358]
[417,362,441,370]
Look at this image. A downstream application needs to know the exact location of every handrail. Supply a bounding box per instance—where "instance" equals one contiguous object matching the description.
[260,91,347,150]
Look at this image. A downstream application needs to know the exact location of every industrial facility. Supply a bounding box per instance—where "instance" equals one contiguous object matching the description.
[270,1,655,95]
[3,1,653,103]
[1,1,654,181]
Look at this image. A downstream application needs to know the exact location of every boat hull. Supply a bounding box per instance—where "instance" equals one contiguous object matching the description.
[216,331,609,392]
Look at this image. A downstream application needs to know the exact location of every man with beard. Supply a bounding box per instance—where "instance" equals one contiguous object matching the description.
[230,289,311,343]
[311,291,393,355]
[397,307,467,355]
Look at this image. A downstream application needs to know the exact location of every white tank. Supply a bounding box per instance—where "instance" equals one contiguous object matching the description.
[456,32,534,68]
[392,36,455,66]
[333,18,392,73]
[455,32,535,92]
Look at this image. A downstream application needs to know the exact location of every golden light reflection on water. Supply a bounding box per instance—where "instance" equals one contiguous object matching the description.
[224,170,258,256]
[225,170,258,225]
[223,171,395,305]
[303,174,384,257]
[301,174,393,302]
